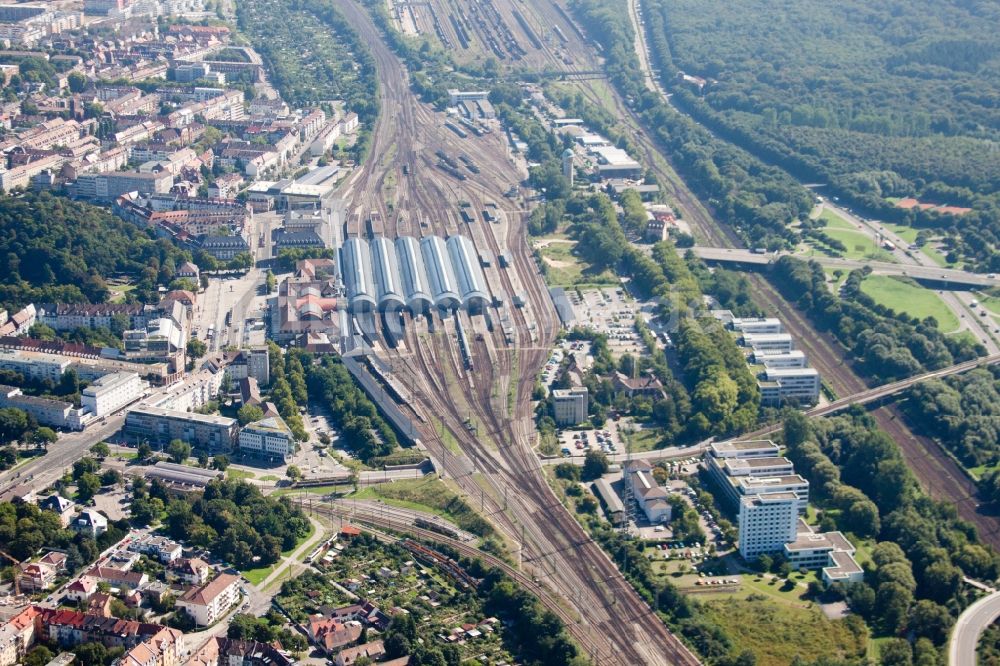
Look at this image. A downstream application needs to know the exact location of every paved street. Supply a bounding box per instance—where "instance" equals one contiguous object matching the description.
[950,589,1000,666]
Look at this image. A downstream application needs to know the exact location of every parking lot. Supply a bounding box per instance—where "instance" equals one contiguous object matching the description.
[568,288,646,357]
[539,339,593,391]
[558,419,625,458]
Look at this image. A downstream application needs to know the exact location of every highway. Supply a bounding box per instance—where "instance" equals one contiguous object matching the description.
[689,246,1000,289]
[950,589,1000,666]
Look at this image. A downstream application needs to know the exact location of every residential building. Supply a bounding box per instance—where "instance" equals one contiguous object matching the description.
[551,387,588,426]
[223,347,270,386]
[612,371,666,399]
[71,510,107,538]
[175,262,200,281]
[73,171,173,201]
[124,406,238,453]
[19,563,56,592]
[0,606,41,666]
[0,348,71,382]
[199,235,249,261]
[0,385,88,430]
[306,616,362,654]
[625,460,672,523]
[169,557,211,585]
[177,573,240,626]
[123,319,184,363]
[187,638,292,666]
[81,372,146,417]
[238,416,295,460]
[36,303,151,332]
[64,577,98,603]
[335,641,384,666]
[738,492,799,560]
[37,494,75,526]
[129,535,182,563]
[238,377,260,407]
[84,566,148,590]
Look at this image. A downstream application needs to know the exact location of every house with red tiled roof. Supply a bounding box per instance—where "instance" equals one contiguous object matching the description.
[306,616,362,654]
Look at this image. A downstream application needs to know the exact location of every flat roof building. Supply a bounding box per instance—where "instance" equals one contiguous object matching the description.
[759,367,820,406]
[730,317,783,335]
[738,492,798,560]
[552,387,588,427]
[238,416,295,460]
[709,440,780,460]
[124,406,238,453]
[81,371,145,417]
[741,333,794,354]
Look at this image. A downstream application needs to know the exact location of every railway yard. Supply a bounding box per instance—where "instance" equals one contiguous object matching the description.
[321,0,701,663]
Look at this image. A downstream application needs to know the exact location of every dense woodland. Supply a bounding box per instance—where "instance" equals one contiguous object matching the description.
[0,192,193,311]
[903,367,1000,470]
[640,0,1000,269]
[782,410,998,659]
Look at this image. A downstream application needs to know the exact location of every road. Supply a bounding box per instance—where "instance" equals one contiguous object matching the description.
[689,246,1000,289]
[950,590,1000,666]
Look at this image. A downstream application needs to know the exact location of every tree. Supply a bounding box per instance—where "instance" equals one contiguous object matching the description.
[137,442,153,462]
[757,554,773,573]
[188,338,208,359]
[581,449,609,481]
[76,473,101,502]
[100,469,122,487]
[67,71,87,93]
[23,646,53,666]
[212,455,230,471]
[90,442,111,458]
[31,427,57,448]
[74,643,108,666]
[286,465,302,481]
[58,369,80,396]
[167,439,192,464]
[908,599,953,645]
[879,638,913,666]
[238,404,264,425]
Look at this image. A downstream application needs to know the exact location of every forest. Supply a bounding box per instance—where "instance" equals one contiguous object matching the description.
[782,410,998,659]
[640,0,1000,269]
[903,367,1000,470]
[0,192,193,311]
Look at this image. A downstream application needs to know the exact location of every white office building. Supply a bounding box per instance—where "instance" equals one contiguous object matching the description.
[238,416,295,459]
[708,440,780,460]
[741,333,794,354]
[552,387,588,426]
[759,367,820,406]
[752,350,807,369]
[718,456,795,478]
[82,371,146,417]
[730,317,784,335]
[738,492,799,559]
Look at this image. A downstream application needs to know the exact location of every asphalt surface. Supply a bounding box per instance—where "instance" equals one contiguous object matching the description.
[950,590,1000,666]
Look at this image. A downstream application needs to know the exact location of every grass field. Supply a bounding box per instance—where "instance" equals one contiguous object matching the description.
[860,275,959,332]
[802,209,895,262]
[272,484,352,497]
[704,598,868,666]
[534,238,619,288]
[349,474,492,536]
[226,468,256,480]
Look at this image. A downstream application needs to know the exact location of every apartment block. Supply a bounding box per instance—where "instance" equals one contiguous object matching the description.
[552,387,588,426]
[177,573,240,626]
[81,371,146,417]
[0,385,88,430]
[124,406,238,452]
[0,349,71,383]
[73,171,172,201]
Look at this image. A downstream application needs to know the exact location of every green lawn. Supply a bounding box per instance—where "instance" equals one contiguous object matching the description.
[348,474,492,537]
[860,275,959,332]
[271,483,352,497]
[624,426,665,452]
[534,238,619,288]
[704,598,868,666]
[802,210,895,262]
[227,468,256,480]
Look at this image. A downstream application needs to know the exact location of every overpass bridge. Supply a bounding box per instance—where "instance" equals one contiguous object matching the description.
[690,246,999,289]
